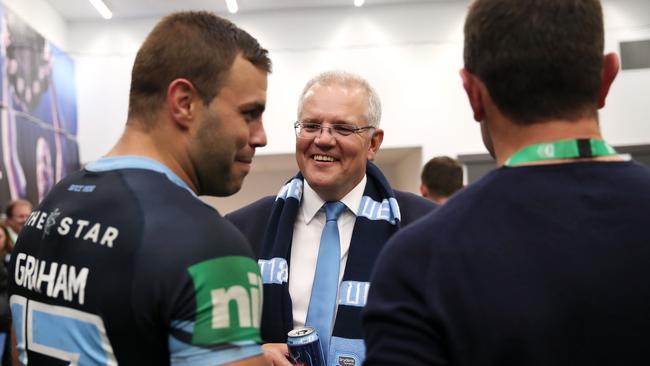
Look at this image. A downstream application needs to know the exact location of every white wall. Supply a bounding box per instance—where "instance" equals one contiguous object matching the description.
[6,0,650,167]
[66,0,650,166]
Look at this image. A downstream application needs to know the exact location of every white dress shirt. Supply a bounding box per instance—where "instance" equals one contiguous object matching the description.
[289,176,367,327]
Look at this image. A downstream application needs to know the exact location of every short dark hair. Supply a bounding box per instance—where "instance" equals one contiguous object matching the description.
[128,11,272,124]
[5,199,32,218]
[463,0,605,124]
[421,156,463,198]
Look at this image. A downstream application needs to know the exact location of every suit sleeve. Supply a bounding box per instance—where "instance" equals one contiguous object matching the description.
[394,190,437,227]
[225,196,276,257]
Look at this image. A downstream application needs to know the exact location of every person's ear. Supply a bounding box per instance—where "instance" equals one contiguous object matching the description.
[460,68,486,122]
[366,128,384,161]
[167,78,200,130]
[597,52,620,109]
[420,184,429,198]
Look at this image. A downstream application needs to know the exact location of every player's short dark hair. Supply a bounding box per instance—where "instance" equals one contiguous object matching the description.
[421,156,463,197]
[463,0,605,124]
[128,11,272,124]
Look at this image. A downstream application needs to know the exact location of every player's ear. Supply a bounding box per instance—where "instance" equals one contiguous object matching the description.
[460,68,486,122]
[167,78,200,130]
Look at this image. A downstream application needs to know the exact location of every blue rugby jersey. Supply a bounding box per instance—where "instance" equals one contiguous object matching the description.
[9,156,262,365]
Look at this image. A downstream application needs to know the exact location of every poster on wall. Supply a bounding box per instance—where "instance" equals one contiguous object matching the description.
[0,5,79,207]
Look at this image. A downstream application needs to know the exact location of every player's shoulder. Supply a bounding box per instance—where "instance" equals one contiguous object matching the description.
[142,205,252,261]
[109,169,255,260]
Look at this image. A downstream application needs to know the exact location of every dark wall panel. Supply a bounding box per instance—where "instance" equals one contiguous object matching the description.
[620,40,650,70]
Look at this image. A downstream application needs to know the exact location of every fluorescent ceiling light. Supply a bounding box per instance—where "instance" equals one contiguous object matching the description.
[354,0,365,7]
[226,0,239,14]
[89,0,113,19]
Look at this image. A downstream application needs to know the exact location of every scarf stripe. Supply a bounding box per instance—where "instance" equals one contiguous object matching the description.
[357,196,400,224]
[276,178,303,202]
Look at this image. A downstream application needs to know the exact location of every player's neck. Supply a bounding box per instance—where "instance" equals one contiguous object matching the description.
[492,117,606,166]
[105,122,199,193]
[431,194,447,205]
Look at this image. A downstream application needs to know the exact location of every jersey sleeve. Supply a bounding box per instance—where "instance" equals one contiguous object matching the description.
[167,255,263,364]
[362,229,449,366]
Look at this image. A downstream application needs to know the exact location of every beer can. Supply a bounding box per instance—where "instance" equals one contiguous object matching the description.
[287,326,326,366]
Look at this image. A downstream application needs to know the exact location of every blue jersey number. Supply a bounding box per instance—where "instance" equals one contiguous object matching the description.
[10,295,117,365]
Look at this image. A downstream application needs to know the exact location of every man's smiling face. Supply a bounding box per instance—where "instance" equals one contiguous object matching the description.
[295,82,382,201]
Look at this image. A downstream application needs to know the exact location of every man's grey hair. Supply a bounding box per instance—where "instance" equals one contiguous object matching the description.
[297,70,382,128]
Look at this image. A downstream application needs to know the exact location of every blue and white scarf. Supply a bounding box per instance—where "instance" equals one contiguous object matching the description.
[257,161,401,365]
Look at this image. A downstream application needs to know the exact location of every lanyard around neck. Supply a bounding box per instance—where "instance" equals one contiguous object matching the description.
[504,138,618,167]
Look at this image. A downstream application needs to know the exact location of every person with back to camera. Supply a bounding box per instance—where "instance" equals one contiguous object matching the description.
[363,0,650,365]
[8,11,273,365]
[227,71,436,366]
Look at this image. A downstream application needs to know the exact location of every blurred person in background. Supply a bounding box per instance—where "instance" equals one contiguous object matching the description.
[420,156,463,204]
[4,199,32,243]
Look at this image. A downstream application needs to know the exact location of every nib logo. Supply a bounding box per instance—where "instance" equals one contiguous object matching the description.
[188,256,263,344]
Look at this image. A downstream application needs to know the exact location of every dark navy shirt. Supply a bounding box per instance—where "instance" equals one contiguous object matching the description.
[8,156,263,365]
[363,161,650,366]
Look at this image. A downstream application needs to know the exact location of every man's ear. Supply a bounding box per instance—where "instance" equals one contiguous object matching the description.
[420,184,430,198]
[167,78,199,130]
[460,68,486,122]
[597,52,620,109]
[366,128,384,161]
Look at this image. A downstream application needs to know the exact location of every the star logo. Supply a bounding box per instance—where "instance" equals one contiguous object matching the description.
[43,208,61,238]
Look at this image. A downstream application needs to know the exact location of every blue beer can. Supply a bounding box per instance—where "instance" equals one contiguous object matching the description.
[287,326,326,366]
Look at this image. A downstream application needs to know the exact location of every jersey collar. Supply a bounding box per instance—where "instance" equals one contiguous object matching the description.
[85,155,197,197]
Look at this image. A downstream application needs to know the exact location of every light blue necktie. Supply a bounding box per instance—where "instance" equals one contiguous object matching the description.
[305,201,346,363]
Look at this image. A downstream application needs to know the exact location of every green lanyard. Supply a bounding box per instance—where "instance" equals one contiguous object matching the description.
[504,138,618,167]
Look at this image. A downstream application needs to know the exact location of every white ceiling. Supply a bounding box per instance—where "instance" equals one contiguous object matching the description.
[47,0,449,21]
